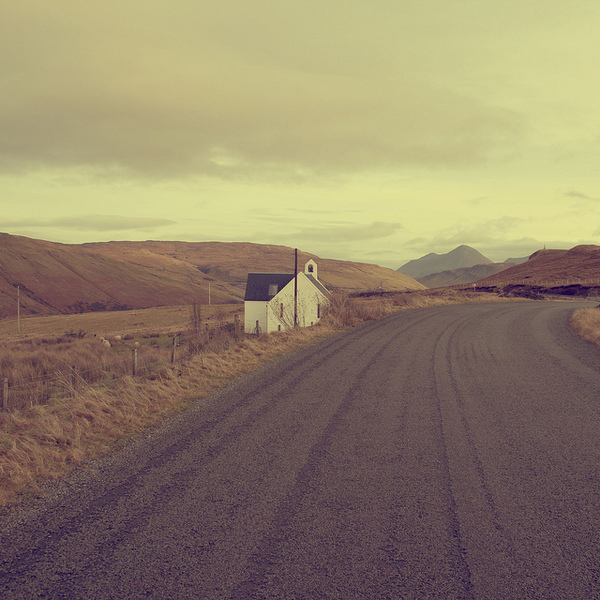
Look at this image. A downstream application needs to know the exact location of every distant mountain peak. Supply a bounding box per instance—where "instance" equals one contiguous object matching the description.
[397,245,492,279]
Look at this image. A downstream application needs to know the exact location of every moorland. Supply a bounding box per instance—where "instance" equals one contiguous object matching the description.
[2,235,600,509]
[0,288,514,509]
[0,233,424,319]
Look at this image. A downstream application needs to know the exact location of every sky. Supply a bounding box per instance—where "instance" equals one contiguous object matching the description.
[2,0,600,269]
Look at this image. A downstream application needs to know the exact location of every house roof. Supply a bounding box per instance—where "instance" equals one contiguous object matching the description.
[244,272,331,301]
[244,273,295,301]
[306,274,330,297]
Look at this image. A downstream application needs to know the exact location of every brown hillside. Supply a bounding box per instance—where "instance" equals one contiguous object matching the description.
[0,233,236,318]
[0,234,423,319]
[82,241,424,296]
[476,245,600,285]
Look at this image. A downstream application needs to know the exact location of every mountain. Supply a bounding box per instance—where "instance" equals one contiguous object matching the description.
[83,240,424,296]
[415,263,514,288]
[503,256,529,265]
[397,245,493,278]
[0,232,235,318]
[476,245,600,287]
[0,233,424,318]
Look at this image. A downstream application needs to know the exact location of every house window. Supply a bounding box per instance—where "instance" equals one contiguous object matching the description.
[280,303,284,318]
[308,264,314,273]
[268,283,278,297]
[317,303,321,318]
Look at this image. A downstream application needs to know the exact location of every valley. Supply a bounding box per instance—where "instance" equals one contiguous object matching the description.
[0,233,423,319]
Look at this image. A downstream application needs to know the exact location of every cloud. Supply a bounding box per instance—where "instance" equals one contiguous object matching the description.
[403,217,545,261]
[477,238,546,261]
[2,215,176,232]
[405,234,543,263]
[247,211,358,227]
[404,215,593,261]
[246,221,403,246]
[0,2,525,180]
[565,190,599,201]
[284,221,403,244]
[465,196,490,206]
[408,217,527,251]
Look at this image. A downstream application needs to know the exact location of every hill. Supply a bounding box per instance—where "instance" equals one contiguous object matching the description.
[0,234,424,318]
[83,240,424,296]
[478,245,600,283]
[398,245,492,278]
[0,233,235,318]
[416,263,514,288]
[475,245,600,291]
[503,256,529,265]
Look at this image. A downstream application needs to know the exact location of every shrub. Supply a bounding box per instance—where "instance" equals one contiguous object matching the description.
[320,292,397,328]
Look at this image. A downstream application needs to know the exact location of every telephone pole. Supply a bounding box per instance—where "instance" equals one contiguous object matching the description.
[17,285,21,334]
[294,249,298,327]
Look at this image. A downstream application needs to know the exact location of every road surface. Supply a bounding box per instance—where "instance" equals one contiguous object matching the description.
[2,300,600,599]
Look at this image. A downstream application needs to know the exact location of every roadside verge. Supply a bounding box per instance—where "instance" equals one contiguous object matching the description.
[0,290,513,509]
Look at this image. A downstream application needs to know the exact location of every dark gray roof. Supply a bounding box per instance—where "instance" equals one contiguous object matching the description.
[244,273,295,301]
[244,271,331,302]
[306,274,330,297]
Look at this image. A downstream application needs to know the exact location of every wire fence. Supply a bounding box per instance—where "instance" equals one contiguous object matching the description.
[452,277,600,289]
[0,315,244,412]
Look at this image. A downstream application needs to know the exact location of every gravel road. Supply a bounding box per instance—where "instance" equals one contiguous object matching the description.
[2,300,600,599]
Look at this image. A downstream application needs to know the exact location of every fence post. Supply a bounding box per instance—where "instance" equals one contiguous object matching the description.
[132,348,138,377]
[234,314,241,339]
[171,336,177,365]
[1,378,8,411]
[256,320,260,336]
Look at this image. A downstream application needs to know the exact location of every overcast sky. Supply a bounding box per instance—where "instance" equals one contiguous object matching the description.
[2,0,600,268]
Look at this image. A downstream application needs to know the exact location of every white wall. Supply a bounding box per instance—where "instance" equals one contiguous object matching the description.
[244,273,329,334]
[264,273,328,332]
[244,301,267,334]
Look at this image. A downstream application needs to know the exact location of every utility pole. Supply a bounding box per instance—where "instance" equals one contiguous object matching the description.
[294,248,298,327]
[17,285,21,334]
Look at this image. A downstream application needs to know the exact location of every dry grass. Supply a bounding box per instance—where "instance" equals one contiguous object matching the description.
[0,336,177,411]
[0,324,332,509]
[0,290,511,509]
[0,304,243,342]
[571,307,600,350]
[321,289,513,328]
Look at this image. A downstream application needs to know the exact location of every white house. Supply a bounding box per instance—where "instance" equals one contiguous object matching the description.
[244,259,330,334]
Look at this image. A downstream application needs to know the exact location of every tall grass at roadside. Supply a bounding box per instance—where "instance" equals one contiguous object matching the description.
[0,289,510,509]
[319,293,394,328]
[0,337,171,410]
[321,289,511,328]
[0,324,331,508]
[571,307,600,350]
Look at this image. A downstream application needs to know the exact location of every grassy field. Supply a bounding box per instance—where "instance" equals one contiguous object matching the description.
[0,290,523,509]
[0,304,243,342]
